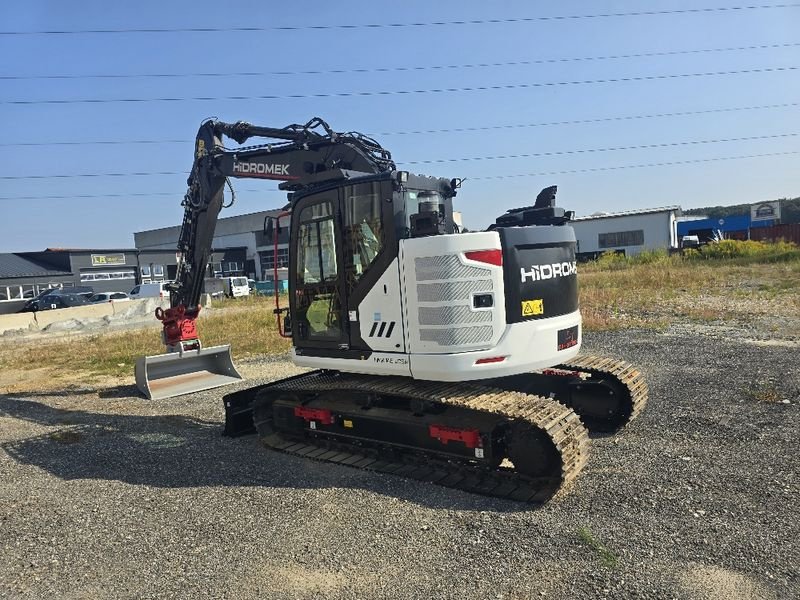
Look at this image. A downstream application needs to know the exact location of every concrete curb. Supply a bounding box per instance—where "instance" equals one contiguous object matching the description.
[0,298,170,336]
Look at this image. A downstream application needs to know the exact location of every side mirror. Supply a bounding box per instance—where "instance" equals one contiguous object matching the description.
[264,216,282,240]
[283,313,292,336]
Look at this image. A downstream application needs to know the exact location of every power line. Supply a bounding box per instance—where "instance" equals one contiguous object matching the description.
[401,132,800,165]
[3,42,798,80]
[2,131,796,180]
[1,101,797,147]
[3,65,797,105]
[0,191,282,200]
[0,171,184,180]
[469,150,800,180]
[1,150,797,200]
[2,4,798,34]
[378,102,800,136]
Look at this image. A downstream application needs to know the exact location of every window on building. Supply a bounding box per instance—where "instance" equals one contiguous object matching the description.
[140,265,151,277]
[80,270,136,281]
[152,264,164,277]
[599,230,644,248]
[259,248,289,272]
[225,261,241,273]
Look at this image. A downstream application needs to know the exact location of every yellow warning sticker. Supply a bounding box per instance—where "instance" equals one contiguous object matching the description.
[343,419,354,428]
[521,299,544,316]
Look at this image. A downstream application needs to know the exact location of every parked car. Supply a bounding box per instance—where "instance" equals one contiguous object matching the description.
[129,282,171,299]
[88,292,130,303]
[21,286,94,311]
[20,293,90,312]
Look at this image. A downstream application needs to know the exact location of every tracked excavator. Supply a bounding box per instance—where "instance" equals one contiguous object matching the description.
[135,117,647,502]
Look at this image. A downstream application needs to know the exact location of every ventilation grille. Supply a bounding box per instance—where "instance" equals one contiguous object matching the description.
[415,255,489,281]
[418,305,492,326]
[419,326,494,346]
[416,280,492,303]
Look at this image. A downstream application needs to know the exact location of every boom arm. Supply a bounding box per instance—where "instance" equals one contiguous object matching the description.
[161,117,395,349]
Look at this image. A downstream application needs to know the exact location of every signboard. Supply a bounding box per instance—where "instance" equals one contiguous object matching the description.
[91,253,126,266]
[751,201,781,222]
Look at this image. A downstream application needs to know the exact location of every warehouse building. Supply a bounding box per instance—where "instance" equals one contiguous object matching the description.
[0,246,246,314]
[134,209,286,282]
[570,206,681,260]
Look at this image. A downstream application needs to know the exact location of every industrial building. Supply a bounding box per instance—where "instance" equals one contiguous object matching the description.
[0,246,247,314]
[134,209,286,282]
[569,206,682,260]
[676,214,777,242]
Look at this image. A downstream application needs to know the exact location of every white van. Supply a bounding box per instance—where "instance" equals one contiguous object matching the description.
[227,276,250,298]
[130,282,171,300]
[204,277,250,298]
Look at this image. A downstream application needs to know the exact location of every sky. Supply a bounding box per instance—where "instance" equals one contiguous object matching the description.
[0,0,798,252]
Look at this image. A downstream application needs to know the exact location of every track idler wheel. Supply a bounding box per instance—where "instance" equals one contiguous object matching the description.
[505,422,562,479]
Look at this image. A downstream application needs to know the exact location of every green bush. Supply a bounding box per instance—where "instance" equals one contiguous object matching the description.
[588,240,799,270]
[594,251,628,270]
[694,239,798,261]
[630,248,670,265]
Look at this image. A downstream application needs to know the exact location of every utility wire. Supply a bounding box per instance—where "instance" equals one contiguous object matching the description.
[2,4,798,34]
[4,65,796,105]
[401,132,800,165]
[1,150,797,200]
[469,150,800,180]
[0,191,282,200]
[3,42,797,80]
[2,131,795,180]
[378,102,800,136]
[2,101,797,147]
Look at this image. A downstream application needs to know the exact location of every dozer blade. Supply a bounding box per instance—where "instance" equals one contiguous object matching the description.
[135,345,243,400]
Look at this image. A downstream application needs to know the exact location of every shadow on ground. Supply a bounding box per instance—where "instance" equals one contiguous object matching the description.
[0,395,533,512]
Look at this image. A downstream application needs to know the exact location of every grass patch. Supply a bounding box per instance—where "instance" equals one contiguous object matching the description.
[579,241,800,331]
[577,526,618,568]
[0,295,292,380]
[745,384,784,404]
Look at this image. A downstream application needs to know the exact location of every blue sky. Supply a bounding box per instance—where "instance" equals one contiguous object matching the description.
[1,0,798,252]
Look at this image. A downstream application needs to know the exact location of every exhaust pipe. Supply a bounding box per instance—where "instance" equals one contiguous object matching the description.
[135,345,243,400]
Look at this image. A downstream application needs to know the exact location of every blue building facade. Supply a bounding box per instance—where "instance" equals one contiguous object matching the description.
[677,214,776,241]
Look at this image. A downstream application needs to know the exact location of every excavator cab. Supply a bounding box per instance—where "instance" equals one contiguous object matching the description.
[287,172,458,361]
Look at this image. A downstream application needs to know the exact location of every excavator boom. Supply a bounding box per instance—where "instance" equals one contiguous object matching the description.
[136,117,395,400]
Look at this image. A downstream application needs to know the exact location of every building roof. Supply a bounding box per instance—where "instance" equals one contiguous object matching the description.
[45,247,138,253]
[0,253,72,278]
[573,205,682,221]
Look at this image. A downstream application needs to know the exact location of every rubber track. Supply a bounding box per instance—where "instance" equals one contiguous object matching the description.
[251,371,590,503]
[555,354,649,427]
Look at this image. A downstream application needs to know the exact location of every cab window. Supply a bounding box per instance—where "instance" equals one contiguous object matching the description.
[294,200,341,341]
[343,181,383,288]
[296,202,337,285]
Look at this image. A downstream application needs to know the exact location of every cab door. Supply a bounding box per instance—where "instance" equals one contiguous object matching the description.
[289,192,348,351]
[339,180,401,353]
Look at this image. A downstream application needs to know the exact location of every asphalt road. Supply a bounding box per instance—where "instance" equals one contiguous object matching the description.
[0,330,798,599]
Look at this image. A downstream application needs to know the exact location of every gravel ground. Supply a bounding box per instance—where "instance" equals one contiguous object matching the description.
[1,330,798,599]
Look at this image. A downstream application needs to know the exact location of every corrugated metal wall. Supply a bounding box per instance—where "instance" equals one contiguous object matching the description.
[750,224,800,244]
